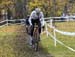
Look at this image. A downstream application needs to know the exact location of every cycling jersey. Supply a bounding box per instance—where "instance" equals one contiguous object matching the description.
[29,10,45,27]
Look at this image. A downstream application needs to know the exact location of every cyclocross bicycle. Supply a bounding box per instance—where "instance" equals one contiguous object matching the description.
[32,23,40,51]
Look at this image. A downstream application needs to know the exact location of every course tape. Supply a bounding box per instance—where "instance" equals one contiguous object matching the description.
[0,20,6,23]
[0,19,26,27]
[48,32,75,52]
[55,29,75,36]
[47,24,75,36]
[45,23,75,52]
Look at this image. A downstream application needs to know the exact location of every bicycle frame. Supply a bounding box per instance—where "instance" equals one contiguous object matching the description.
[32,23,40,51]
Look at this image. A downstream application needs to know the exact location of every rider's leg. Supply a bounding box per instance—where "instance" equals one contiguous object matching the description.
[29,19,35,45]
[28,27,34,46]
[31,26,35,44]
[29,35,33,46]
[38,21,41,41]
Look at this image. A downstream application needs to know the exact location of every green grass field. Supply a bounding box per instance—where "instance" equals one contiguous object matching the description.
[0,22,75,57]
[41,21,75,57]
[0,24,52,57]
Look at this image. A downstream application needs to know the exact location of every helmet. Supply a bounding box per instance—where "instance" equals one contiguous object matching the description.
[35,8,41,13]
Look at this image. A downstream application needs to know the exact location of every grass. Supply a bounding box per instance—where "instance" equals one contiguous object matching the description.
[0,24,53,57]
[0,25,23,57]
[0,21,75,57]
[41,21,75,57]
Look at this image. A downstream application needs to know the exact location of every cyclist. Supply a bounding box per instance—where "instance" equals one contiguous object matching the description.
[25,15,30,34]
[29,7,45,46]
[26,15,30,26]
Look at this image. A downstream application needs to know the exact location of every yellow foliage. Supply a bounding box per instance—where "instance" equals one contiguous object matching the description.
[0,1,14,6]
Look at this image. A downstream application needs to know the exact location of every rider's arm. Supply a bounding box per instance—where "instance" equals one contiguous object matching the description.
[29,12,34,26]
[40,12,45,27]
